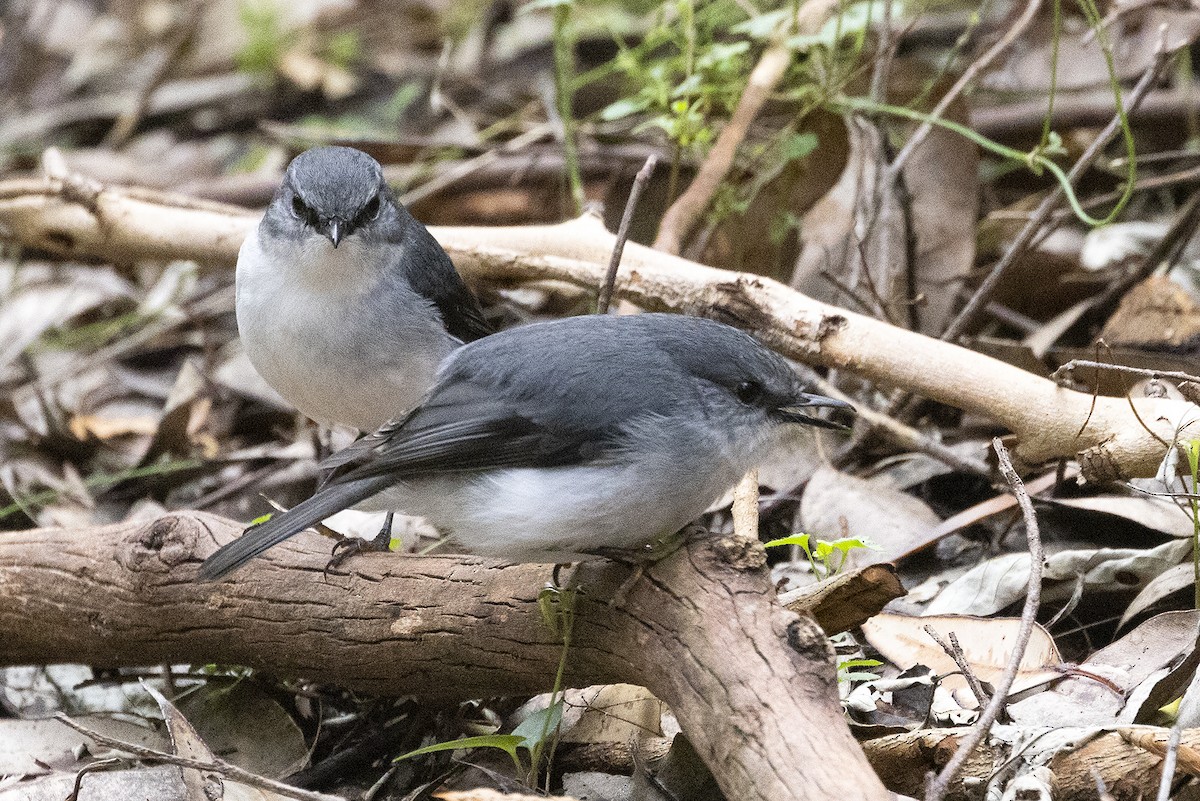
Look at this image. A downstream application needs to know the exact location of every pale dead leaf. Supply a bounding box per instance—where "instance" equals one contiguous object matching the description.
[1051,492,1198,539]
[177,680,309,779]
[0,716,166,776]
[799,465,941,565]
[1121,562,1195,628]
[559,684,664,745]
[1009,610,1200,726]
[927,539,1192,617]
[861,612,1061,701]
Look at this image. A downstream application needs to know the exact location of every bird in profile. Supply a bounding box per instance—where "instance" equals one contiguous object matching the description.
[236,146,490,431]
[199,313,853,580]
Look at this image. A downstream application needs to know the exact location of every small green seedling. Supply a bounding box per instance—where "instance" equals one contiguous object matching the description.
[837,657,883,684]
[763,533,874,578]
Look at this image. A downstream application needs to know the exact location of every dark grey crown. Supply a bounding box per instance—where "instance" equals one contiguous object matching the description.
[284,146,387,223]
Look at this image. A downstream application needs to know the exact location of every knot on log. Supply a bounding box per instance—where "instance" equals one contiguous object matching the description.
[711,535,767,571]
[817,313,848,339]
[710,279,773,331]
[1078,440,1123,483]
[118,512,217,572]
[786,617,837,677]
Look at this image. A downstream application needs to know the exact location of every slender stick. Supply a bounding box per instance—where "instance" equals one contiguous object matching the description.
[923,625,990,710]
[597,155,657,314]
[938,37,1172,343]
[924,438,1045,801]
[888,0,1043,178]
[1052,360,1200,386]
[55,713,344,801]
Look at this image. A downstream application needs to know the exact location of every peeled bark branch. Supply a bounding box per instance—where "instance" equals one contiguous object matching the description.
[0,512,890,801]
[0,177,1194,480]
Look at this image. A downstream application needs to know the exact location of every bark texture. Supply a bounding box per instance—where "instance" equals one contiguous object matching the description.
[0,512,890,801]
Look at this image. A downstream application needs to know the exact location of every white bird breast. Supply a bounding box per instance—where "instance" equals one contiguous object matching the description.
[235,227,456,430]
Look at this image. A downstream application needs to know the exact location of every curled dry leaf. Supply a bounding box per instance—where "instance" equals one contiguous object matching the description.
[926,539,1192,617]
[1008,610,1200,727]
[1049,492,1200,539]
[1120,562,1195,628]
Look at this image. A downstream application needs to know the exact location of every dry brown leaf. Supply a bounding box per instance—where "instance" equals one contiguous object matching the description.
[799,465,941,565]
[861,612,1062,700]
[1009,610,1200,727]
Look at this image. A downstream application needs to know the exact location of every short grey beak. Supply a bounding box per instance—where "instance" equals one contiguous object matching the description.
[326,219,344,248]
[776,393,855,430]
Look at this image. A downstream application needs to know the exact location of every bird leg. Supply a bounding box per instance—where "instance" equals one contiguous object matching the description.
[324,512,394,576]
[587,524,705,606]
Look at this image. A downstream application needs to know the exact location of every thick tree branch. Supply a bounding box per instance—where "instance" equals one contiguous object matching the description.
[0,177,1195,480]
[0,512,890,801]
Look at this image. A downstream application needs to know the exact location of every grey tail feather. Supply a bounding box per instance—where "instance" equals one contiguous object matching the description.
[196,474,397,581]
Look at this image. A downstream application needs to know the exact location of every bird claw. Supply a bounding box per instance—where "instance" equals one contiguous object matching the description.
[588,526,704,606]
[323,513,395,577]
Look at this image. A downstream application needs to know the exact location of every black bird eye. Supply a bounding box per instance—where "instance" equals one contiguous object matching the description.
[735,381,764,404]
[363,195,381,220]
[291,196,308,220]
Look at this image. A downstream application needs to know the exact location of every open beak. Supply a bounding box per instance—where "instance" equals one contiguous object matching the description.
[775,393,855,430]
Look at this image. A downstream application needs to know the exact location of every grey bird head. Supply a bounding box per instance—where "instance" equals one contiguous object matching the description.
[645,319,853,432]
[269,146,392,248]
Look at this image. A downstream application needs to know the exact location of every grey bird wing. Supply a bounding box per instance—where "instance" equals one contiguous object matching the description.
[199,314,715,581]
[400,219,491,342]
[197,396,609,581]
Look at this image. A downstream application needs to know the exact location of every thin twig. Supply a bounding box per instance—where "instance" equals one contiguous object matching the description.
[103,1,202,148]
[924,438,1044,801]
[867,0,896,107]
[888,0,1042,178]
[923,625,990,710]
[1156,658,1200,800]
[811,375,991,477]
[863,0,909,327]
[54,713,345,801]
[1155,725,1182,801]
[1051,359,1200,387]
[400,124,552,207]
[1085,188,1200,319]
[652,6,812,254]
[731,469,760,541]
[67,757,123,801]
[597,154,657,314]
[939,33,1173,344]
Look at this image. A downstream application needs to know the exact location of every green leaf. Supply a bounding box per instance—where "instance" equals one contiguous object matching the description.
[781,132,819,161]
[512,702,563,751]
[395,734,526,772]
[838,658,883,669]
[522,0,572,10]
[763,534,810,549]
[826,537,877,553]
[538,586,560,634]
[600,96,651,121]
[729,9,790,38]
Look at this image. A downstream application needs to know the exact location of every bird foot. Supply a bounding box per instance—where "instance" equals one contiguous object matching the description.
[589,525,704,606]
[324,512,395,577]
